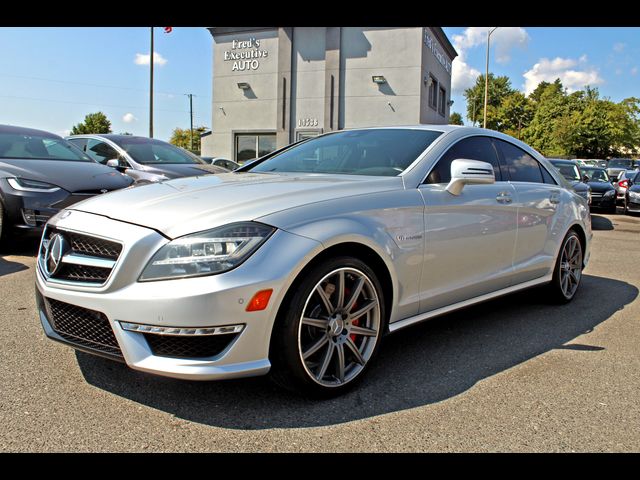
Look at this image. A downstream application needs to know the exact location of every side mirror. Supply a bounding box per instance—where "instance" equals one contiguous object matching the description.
[446,159,496,195]
[106,159,120,168]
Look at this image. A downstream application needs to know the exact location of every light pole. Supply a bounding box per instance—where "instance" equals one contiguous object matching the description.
[483,27,498,129]
[149,27,154,138]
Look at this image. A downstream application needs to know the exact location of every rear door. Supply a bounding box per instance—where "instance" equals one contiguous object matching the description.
[494,138,562,283]
[418,136,518,313]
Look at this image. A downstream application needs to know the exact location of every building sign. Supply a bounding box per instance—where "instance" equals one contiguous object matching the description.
[423,31,452,75]
[224,38,269,71]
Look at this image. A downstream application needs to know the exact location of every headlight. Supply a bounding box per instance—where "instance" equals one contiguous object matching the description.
[139,222,275,281]
[629,191,640,200]
[7,177,61,193]
[604,190,615,197]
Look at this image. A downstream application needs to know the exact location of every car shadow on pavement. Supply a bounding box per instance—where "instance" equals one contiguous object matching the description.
[77,274,638,430]
[0,235,41,257]
[0,256,29,277]
[590,215,614,231]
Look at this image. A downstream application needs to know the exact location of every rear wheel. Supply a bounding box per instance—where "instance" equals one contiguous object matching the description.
[270,257,386,397]
[547,230,583,304]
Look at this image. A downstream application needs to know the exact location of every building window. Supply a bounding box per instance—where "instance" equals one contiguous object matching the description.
[235,133,276,164]
[438,86,446,116]
[428,74,438,110]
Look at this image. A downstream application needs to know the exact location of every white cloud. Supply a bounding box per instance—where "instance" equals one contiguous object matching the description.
[122,113,137,123]
[59,129,71,137]
[613,42,626,53]
[451,27,529,64]
[449,27,529,93]
[451,58,481,93]
[523,57,603,95]
[134,52,168,66]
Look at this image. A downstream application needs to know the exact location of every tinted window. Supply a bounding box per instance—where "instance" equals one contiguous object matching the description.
[496,139,544,183]
[540,165,557,185]
[249,129,442,176]
[111,137,203,165]
[426,136,502,184]
[582,168,609,182]
[86,139,121,165]
[609,159,632,168]
[67,137,88,152]
[0,132,92,162]
[550,162,580,181]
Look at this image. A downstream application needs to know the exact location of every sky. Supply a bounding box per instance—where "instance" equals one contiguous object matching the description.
[0,27,638,141]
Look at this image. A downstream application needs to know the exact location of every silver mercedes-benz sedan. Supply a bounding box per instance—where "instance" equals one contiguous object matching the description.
[35,126,591,397]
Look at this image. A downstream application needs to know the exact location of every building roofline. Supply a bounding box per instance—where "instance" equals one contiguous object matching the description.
[429,27,458,59]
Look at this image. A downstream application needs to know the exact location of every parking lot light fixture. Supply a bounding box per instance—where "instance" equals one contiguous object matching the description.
[483,27,498,129]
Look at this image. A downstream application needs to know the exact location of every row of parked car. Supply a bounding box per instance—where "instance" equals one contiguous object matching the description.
[0,124,235,245]
[548,157,640,215]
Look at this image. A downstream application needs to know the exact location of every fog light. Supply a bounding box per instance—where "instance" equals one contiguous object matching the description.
[22,209,37,226]
[119,322,244,336]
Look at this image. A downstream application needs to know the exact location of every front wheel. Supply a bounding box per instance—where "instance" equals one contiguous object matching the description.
[547,230,583,304]
[270,257,386,397]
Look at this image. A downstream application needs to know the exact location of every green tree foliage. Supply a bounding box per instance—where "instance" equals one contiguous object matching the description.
[463,74,515,129]
[449,112,464,125]
[71,112,112,135]
[462,73,640,158]
[169,126,208,154]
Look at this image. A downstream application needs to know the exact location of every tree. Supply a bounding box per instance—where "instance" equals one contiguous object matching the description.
[71,112,112,134]
[169,126,208,153]
[449,112,463,125]
[496,92,533,139]
[521,80,569,156]
[463,74,515,130]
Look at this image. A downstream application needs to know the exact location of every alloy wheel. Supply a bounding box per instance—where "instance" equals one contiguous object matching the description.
[297,267,381,387]
[559,235,582,299]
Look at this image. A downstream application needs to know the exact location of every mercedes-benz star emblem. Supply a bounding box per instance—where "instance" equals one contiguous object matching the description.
[44,234,68,277]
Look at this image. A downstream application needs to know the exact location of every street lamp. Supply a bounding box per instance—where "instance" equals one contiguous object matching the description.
[483,27,498,129]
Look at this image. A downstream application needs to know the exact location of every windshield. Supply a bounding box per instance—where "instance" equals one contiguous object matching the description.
[551,162,581,181]
[247,129,443,176]
[0,132,93,162]
[582,168,609,182]
[609,159,632,168]
[625,171,639,182]
[112,137,204,165]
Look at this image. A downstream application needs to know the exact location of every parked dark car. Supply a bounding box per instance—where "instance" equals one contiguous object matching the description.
[0,125,133,245]
[580,166,617,213]
[548,159,591,205]
[624,170,640,215]
[66,134,228,185]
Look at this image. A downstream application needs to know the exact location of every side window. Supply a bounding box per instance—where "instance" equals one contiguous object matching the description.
[496,139,544,184]
[426,136,502,184]
[86,139,122,165]
[67,138,88,152]
[540,165,558,185]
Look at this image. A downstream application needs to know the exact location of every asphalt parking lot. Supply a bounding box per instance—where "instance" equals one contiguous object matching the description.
[1,211,639,452]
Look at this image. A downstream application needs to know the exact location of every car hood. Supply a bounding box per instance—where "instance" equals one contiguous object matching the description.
[568,180,589,192]
[70,172,404,238]
[0,158,133,192]
[140,163,228,178]
[587,181,615,193]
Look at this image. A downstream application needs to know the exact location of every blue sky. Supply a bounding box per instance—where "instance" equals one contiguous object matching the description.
[0,27,638,140]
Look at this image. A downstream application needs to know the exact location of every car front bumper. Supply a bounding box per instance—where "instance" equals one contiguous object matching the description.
[35,210,323,381]
[627,197,640,213]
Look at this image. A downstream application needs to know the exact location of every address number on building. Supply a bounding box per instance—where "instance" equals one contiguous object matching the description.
[298,118,319,127]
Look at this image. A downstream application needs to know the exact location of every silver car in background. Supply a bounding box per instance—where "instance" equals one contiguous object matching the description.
[36,126,591,397]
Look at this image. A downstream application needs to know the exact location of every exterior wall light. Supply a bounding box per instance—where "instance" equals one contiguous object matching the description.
[237,82,251,90]
[372,75,387,84]
[447,100,454,107]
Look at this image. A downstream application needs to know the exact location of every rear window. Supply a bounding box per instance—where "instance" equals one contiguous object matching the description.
[609,159,632,168]
[0,132,92,162]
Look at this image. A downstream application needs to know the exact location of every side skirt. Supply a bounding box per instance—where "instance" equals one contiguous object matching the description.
[388,274,553,333]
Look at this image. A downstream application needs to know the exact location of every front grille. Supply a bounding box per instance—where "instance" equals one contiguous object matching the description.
[591,192,604,198]
[143,333,238,359]
[44,297,122,357]
[55,264,113,283]
[39,227,122,286]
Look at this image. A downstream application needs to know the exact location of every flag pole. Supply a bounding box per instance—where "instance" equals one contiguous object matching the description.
[149,26,154,138]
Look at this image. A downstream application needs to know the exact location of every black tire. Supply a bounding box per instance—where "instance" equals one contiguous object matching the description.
[0,199,6,249]
[546,230,583,304]
[269,256,387,398]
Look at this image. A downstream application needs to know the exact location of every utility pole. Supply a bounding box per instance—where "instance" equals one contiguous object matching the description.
[483,27,498,129]
[185,94,194,151]
[149,27,154,138]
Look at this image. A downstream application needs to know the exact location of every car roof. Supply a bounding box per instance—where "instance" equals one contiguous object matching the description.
[547,158,577,164]
[0,124,63,139]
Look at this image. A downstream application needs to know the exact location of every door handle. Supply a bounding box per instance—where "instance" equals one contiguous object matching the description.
[496,191,512,204]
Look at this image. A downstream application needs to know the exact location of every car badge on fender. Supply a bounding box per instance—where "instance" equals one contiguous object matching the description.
[44,234,68,277]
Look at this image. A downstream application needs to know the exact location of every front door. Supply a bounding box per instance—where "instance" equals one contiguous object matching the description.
[418,136,518,313]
